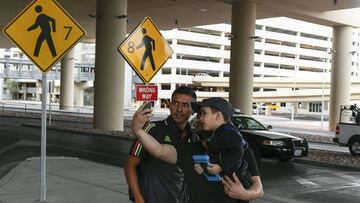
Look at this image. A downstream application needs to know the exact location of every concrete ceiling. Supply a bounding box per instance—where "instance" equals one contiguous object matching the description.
[1,0,360,47]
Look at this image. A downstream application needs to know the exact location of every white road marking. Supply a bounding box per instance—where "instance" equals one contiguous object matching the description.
[293,176,321,188]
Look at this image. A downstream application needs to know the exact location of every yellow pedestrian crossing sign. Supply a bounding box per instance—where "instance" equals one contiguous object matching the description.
[3,0,85,72]
[118,17,173,84]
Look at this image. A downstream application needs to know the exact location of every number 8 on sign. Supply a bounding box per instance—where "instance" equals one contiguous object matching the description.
[128,41,135,53]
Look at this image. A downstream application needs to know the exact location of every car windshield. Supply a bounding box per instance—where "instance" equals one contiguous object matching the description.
[231,116,267,130]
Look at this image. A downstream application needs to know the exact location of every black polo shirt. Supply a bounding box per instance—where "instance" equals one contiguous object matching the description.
[129,116,194,203]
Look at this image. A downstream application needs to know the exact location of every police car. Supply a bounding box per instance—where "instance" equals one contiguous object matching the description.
[231,110,308,163]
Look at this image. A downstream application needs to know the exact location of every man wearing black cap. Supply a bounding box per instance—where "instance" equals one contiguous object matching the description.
[192,97,252,203]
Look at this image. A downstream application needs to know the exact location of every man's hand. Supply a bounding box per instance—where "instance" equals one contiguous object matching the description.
[207,163,221,175]
[131,103,153,136]
[221,173,246,199]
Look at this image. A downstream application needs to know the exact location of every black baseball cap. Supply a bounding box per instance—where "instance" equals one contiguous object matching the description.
[191,97,234,121]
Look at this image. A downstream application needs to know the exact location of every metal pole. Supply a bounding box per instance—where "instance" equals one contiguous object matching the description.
[40,72,47,202]
[49,94,52,125]
[49,81,52,126]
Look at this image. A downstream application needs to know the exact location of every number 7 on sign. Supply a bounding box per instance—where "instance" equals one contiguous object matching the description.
[64,26,72,40]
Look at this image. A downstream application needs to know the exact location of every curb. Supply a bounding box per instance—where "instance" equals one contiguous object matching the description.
[0,160,30,187]
[293,158,360,172]
[22,122,135,142]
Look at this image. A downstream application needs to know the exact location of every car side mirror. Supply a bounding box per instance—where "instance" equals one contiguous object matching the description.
[267,125,272,129]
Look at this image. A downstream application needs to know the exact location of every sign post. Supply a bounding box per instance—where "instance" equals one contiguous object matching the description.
[3,0,85,202]
[49,80,54,126]
[40,72,48,202]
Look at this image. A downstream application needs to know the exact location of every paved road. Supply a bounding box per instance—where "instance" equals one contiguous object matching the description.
[257,159,360,203]
[0,116,132,178]
[1,116,360,202]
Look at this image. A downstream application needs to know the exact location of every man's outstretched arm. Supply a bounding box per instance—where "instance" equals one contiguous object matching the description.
[131,103,178,164]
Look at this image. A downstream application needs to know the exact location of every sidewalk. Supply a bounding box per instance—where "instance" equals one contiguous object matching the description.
[254,115,334,137]
[0,157,131,203]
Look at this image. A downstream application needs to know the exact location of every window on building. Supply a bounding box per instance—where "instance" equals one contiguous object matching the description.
[309,102,322,112]
[300,44,328,51]
[280,41,296,47]
[177,39,221,50]
[299,55,323,62]
[264,51,279,56]
[264,63,279,69]
[265,26,297,35]
[161,84,171,90]
[263,88,276,91]
[299,66,322,73]
[162,68,171,75]
[280,102,286,107]
[280,53,295,59]
[280,65,294,70]
[255,24,263,30]
[300,33,328,41]
[265,39,280,45]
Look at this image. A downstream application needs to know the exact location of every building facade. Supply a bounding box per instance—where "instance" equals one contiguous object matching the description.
[1,17,360,115]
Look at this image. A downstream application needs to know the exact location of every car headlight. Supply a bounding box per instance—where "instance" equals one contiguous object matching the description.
[263,140,285,146]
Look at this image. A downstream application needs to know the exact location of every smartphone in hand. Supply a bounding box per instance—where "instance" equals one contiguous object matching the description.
[143,102,153,110]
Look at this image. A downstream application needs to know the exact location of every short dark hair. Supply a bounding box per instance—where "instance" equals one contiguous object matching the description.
[171,86,197,101]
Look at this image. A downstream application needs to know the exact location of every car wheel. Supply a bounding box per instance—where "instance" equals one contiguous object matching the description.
[349,137,360,156]
[248,142,261,167]
[278,155,292,162]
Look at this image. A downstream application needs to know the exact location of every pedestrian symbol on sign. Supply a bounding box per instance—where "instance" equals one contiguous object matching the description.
[136,28,156,71]
[27,5,57,58]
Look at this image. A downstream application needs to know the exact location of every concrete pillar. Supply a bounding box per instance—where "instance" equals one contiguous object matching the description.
[329,26,353,131]
[220,31,225,66]
[124,63,133,108]
[94,0,127,131]
[60,49,75,110]
[229,1,256,115]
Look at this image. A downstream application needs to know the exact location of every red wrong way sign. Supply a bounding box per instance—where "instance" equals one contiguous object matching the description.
[136,85,158,101]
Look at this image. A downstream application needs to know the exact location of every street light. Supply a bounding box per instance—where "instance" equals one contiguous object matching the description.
[321,58,326,128]
[320,49,336,128]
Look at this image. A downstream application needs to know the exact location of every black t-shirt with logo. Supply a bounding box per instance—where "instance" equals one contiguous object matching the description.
[129,116,194,203]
